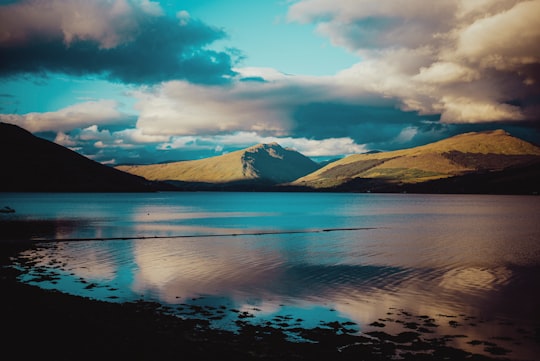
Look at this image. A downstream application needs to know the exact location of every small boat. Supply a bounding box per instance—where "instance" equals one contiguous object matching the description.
[0,206,15,213]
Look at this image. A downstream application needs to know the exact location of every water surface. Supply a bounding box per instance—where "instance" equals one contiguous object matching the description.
[2,192,539,359]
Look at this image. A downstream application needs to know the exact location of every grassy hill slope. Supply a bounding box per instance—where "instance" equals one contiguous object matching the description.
[117,143,320,187]
[290,130,540,193]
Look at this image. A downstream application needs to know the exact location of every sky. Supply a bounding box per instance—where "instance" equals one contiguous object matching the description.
[1,0,539,165]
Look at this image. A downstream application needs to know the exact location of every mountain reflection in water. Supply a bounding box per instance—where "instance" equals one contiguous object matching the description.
[4,192,540,360]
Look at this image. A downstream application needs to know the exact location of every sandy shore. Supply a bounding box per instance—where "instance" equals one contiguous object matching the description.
[0,239,521,360]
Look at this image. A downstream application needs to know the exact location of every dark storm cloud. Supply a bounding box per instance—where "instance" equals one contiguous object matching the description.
[0,1,236,84]
[291,102,438,145]
[291,100,540,151]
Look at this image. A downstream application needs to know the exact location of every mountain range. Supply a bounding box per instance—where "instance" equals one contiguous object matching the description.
[2,122,539,194]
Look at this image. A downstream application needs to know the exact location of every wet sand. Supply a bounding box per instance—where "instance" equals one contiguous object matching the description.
[0,239,527,360]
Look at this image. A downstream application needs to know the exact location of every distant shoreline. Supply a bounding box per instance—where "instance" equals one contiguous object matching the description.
[1,185,539,195]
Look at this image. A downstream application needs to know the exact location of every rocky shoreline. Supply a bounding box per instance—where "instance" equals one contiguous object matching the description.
[1,240,528,360]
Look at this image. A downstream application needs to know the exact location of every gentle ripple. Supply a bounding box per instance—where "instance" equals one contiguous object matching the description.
[3,192,540,360]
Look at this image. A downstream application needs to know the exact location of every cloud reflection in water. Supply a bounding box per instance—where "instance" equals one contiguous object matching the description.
[8,192,540,359]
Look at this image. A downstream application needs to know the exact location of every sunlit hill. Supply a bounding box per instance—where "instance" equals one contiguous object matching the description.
[119,129,540,194]
[2,123,539,194]
[291,130,540,193]
[116,143,321,189]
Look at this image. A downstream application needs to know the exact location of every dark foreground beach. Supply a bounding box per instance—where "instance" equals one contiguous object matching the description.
[2,237,531,361]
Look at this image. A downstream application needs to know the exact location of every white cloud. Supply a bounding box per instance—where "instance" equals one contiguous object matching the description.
[288,0,458,50]
[395,126,418,144]
[226,132,368,157]
[439,97,525,123]
[413,62,480,85]
[114,128,171,144]
[281,137,368,157]
[94,141,107,149]
[128,64,437,158]
[62,125,171,152]
[456,0,540,71]
[176,10,191,26]
[133,75,328,137]
[54,131,77,147]
[235,67,290,81]
[78,125,113,141]
[0,100,127,132]
[132,64,394,144]
[161,131,366,158]
[289,0,540,124]
[137,0,163,16]
[3,0,538,164]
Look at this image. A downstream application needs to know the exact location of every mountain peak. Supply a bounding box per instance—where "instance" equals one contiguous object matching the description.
[245,142,288,161]
[241,142,319,182]
[118,142,320,186]
[247,142,283,151]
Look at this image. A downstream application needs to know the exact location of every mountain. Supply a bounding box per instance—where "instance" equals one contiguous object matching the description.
[3,123,538,194]
[290,130,540,194]
[0,123,159,192]
[117,143,321,190]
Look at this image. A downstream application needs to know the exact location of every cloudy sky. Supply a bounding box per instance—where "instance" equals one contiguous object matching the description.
[1,0,539,164]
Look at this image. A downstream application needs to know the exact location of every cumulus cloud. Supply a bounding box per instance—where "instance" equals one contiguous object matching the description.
[35,71,375,164]
[456,1,540,71]
[133,76,310,137]
[439,97,525,123]
[0,0,235,84]
[114,128,171,144]
[43,123,173,165]
[2,0,539,165]
[0,0,139,49]
[289,0,540,124]
[131,67,433,151]
[42,123,368,165]
[413,62,480,85]
[161,131,367,158]
[288,0,458,49]
[0,99,131,132]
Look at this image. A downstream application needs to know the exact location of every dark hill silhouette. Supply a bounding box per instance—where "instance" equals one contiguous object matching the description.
[0,122,160,192]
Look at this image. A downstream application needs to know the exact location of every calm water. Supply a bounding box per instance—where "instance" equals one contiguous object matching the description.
[2,192,539,359]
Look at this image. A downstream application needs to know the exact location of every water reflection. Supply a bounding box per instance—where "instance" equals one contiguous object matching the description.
[6,192,540,360]
[17,233,540,359]
[439,267,513,294]
[0,218,89,240]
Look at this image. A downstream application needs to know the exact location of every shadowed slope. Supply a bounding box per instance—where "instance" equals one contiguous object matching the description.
[0,122,156,192]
